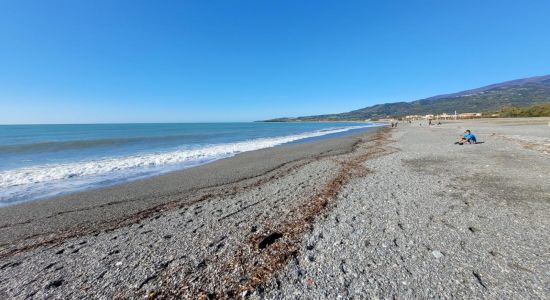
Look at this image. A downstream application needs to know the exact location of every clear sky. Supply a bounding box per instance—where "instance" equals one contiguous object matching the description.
[1,0,549,124]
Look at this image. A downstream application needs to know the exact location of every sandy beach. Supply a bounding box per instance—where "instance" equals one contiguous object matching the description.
[0,118,549,299]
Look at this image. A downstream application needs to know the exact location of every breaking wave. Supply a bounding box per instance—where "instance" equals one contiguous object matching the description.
[0,125,378,205]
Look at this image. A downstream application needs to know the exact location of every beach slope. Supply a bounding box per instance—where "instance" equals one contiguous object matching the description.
[0,118,549,299]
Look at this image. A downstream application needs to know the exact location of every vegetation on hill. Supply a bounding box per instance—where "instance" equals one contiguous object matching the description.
[498,102,550,117]
[264,75,550,121]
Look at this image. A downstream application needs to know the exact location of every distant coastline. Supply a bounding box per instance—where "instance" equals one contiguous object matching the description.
[264,74,550,122]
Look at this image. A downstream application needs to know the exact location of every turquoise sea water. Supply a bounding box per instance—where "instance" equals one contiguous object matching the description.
[0,122,380,206]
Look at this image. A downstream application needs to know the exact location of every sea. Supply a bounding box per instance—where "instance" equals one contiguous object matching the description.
[0,122,381,206]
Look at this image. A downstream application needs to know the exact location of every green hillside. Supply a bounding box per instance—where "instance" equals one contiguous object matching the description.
[265,75,550,121]
[498,102,550,117]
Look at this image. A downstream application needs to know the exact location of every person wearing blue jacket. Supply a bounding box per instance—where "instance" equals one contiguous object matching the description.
[455,129,477,145]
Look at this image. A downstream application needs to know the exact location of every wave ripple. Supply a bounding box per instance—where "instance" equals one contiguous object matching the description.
[0,125,377,205]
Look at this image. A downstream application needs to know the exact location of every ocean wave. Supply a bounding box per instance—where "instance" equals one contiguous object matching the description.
[0,134,210,154]
[0,125,375,190]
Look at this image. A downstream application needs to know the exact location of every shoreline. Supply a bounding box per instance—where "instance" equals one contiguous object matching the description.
[0,123,382,207]
[0,118,548,299]
[0,127,383,247]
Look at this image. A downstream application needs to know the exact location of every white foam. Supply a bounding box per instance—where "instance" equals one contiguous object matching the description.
[0,125,379,204]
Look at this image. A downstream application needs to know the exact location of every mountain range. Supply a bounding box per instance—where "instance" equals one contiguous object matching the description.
[265,74,550,121]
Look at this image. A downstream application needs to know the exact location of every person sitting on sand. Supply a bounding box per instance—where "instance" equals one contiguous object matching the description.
[455,129,477,145]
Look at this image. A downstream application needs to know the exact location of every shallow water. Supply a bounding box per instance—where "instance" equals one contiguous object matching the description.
[0,122,381,205]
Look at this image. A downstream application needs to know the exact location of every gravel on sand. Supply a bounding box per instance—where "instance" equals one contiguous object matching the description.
[0,118,548,299]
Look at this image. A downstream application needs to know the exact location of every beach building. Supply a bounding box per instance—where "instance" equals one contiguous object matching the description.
[404,112,482,121]
[435,113,453,120]
[404,115,423,121]
[458,112,482,119]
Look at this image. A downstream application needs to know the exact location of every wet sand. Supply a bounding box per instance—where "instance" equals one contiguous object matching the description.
[0,129,377,246]
[0,118,549,299]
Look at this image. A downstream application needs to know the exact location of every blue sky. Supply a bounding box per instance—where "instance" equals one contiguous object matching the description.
[1,0,549,124]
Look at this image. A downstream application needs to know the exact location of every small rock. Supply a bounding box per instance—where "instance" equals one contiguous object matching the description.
[432,250,444,259]
[45,279,63,289]
[115,261,123,266]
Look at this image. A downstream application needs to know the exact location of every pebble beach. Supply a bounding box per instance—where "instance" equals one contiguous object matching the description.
[0,118,549,299]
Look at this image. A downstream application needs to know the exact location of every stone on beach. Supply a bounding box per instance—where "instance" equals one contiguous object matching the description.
[1,117,549,299]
